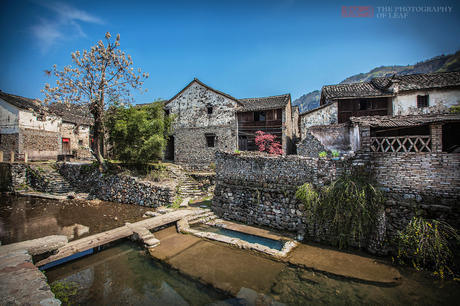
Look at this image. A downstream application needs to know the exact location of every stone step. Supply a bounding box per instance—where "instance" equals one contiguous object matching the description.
[188,215,218,225]
[187,211,215,222]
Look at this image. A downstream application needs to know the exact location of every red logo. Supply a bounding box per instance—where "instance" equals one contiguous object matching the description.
[342,6,374,17]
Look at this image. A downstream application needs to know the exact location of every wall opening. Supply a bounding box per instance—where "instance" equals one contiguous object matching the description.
[442,122,460,152]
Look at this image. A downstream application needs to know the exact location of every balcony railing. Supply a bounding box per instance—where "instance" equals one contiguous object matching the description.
[370,135,431,153]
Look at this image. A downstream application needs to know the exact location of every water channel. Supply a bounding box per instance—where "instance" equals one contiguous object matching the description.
[1,195,459,305]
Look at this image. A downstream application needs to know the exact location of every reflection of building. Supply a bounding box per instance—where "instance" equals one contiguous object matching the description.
[0,90,93,161]
[164,78,297,169]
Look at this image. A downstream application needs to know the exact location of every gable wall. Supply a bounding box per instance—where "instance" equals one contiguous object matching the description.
[167,82,238,168]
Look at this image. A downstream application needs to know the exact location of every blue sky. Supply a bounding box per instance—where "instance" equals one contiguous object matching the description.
[1,0,459,104]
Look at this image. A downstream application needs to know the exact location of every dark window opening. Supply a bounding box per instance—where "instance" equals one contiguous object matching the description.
[0,134,2,144]
[417,95,429,108]
[78,139,83,145]
[442,122,460,152]
[205,134,216,147]
[165,109,170,116]
[207,106,213,114]
[359,100,371,110]
[254,111,266,121]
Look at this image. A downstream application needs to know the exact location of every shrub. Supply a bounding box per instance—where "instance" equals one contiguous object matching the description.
[255,131,283,155]
[318,151,327,158]
[331,150,340,157]
[296,172,385,249]
[396,216,459,279]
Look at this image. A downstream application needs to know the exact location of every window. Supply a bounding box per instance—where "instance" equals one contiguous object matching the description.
[417,95,429,108]
[205,134,216,147]
[359,100,371,110]
[207,106,213,115]
[78,139,83,145]
[254,111,266,121]
[165,109,170,116]
[0,134,2,144]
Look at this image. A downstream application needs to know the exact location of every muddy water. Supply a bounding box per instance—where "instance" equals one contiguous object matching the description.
[0,195,151,245]
[46,240,228,305]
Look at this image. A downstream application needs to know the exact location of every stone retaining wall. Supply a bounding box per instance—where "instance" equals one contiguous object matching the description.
[0,163,27,191]
[213,151,460,254]
[58,163,176,207]
[212,152,349,232]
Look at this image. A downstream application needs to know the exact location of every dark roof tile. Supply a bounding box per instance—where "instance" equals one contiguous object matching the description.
[238,94,291,112]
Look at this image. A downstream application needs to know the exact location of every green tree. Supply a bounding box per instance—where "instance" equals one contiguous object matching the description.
[106,100,173,164]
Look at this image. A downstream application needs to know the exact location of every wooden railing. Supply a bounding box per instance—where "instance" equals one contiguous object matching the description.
[370,135,432,153]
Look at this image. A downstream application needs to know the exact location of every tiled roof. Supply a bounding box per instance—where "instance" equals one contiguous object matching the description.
[0,90,93,126]
[47,103,93,126]
[321,71,460,103]
[238,94,291,112]
[350,113,460,128]
[0,90,44,113]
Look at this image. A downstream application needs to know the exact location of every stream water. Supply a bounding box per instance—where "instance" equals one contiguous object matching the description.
[2,195,460,305]
[0,195,150,245]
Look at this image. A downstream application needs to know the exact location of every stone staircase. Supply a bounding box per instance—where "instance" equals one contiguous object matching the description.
[28,164,74,194]
[178,176,207,199]
[185,209,218,225]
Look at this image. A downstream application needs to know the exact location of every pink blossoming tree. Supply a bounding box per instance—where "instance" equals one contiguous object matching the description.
[255,131,283,155]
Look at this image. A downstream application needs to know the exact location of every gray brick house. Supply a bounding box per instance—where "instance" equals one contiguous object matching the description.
[164,78,297,169]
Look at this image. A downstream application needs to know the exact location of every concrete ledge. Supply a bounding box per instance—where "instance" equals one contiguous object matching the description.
[0,235,68,256]
[178,218,298,258]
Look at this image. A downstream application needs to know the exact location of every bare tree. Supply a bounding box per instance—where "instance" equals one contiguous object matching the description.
[42,32,148,168]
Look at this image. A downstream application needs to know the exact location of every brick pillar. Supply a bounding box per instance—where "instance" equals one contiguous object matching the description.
[430,124,443,152]
[10,151,14,163]
[360,125,371,152]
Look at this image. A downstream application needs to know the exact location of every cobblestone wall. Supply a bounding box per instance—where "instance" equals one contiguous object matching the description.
[58,163,175,207]
[21,128,59,160]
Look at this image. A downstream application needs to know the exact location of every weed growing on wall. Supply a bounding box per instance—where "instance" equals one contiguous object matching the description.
[296,172,385,249]
[50,281,79,305]
[396,216,459,279]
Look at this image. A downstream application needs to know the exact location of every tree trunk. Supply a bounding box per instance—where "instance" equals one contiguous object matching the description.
[91,100,107,171]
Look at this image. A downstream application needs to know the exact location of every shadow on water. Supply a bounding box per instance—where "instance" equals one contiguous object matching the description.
[45,240,229,306]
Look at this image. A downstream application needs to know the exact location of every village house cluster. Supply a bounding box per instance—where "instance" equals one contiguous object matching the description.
[0,71,459,165]
[0,91,93,162]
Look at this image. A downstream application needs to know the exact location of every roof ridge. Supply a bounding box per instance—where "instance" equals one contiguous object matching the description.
[166,78,243,106]
[239,93,290,100]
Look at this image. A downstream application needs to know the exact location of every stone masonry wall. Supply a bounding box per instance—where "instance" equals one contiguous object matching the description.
[0,133,19,162]
[213,150,460,254]
[212,152,348,232]
[167,81,239,169]
[299,102,338,139]
[58,163,175,207]
[21,128,59,160]
[370,152,460,239]
[175,126,236,170]
[0,163,27,191]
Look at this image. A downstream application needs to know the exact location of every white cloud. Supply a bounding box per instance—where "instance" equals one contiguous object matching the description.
[31,1,104,53]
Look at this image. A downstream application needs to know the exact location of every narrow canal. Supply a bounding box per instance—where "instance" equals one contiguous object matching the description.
[1,195,459,305]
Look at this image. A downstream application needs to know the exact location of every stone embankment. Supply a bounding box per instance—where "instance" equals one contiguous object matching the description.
[0,235,67,305]
[57,162,176,207]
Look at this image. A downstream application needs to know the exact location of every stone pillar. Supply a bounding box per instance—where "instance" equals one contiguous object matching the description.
[10,151,14,163]
[24,152,28,163]
[430,124,443,152]
[0,151,3,162]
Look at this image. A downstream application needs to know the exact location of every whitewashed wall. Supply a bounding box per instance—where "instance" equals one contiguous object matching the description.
[393,89,460,116]
[0,99,20,134]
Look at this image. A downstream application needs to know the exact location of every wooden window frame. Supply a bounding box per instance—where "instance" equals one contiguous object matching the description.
[417,95,429,108]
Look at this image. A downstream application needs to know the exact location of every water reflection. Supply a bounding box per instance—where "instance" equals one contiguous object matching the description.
[46,241,227,305]
[0,195,150,245]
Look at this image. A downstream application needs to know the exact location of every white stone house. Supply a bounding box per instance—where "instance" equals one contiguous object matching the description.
[297,71,460,155]
[0,91,93,161]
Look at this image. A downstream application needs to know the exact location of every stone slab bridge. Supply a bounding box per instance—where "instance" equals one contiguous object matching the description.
[0,209,200,305]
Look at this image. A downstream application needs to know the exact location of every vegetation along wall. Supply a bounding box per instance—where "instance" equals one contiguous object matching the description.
[213,151,460,254]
